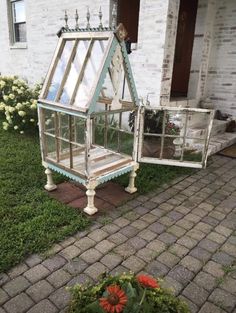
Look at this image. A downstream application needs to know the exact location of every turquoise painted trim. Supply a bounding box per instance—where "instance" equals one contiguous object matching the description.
[47,161,133,186]
[38,102,87,119]
[88,36,119,114]
[120,41,140,106]
[98,164,133,184]
[88,36,140,114]
[47,163,86,185]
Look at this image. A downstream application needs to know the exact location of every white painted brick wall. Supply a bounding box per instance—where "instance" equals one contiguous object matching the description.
[206,0,236,116]
[0,0,169,106]
[1,0,235,115]
[188,0,208,99]
[188,0,236,117]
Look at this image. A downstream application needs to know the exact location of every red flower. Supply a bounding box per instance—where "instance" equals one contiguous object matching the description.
[99,285,128,313]
[137,275,159,289]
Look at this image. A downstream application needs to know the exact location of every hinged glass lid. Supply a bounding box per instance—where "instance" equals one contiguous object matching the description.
[40,34,110,111]
[137,106,214,169]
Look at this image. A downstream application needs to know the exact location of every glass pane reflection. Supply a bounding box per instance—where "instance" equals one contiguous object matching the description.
[46,40,74,101]
[60,40,89,105]
[12,1,26,23]
[74,40,108,108]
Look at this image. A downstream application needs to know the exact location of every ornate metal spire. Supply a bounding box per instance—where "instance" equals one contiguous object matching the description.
[111,2,117,29]
[86,7,91,29]
[64,10,69,29]
[98,6,103,29]
[75,9,79,30]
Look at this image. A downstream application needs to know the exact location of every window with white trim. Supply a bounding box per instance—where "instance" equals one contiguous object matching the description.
[8,0,27,43]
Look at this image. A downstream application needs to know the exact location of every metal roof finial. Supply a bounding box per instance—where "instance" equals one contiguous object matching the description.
[75,9,79,30]
[64,10,69,29]
[86,7,91,29]
[111,1,117,29]
[98,6,103,29]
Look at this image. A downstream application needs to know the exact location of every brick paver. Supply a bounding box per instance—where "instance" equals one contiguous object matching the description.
[1,155,236,313]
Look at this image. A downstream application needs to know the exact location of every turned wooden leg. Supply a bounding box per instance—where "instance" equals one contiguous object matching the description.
[125,164,139,194]
[84,181,98,215]
[44,168,57,191]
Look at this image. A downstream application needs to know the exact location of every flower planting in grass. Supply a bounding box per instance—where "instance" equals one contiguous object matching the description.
[0,76,41,134]
[0,122,89,273]
[68,273,190,313]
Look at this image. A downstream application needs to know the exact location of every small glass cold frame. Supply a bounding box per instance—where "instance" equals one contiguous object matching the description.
[38,25,140,215]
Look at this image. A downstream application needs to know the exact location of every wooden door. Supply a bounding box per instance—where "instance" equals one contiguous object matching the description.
[117,0,140,43]
[171,0,198,97]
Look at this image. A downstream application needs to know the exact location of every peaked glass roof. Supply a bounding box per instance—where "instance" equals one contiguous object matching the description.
[40,26,139,113]
[42,34,110,111]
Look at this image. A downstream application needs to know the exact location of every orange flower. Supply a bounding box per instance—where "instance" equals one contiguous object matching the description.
[137,275,159,289]
[99,285,128,313]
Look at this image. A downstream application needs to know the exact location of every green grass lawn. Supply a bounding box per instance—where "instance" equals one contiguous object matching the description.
[0,125,89,273]
[0,122,195,274]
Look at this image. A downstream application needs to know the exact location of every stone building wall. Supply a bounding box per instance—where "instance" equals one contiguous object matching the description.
[0,0,170,106]
[205,0,236,116]
[188,0,208,99]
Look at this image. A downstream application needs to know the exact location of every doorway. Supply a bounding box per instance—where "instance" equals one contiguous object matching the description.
[170,0,198,98]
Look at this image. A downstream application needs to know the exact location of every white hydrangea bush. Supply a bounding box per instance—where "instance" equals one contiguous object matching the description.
[0,76,41,134]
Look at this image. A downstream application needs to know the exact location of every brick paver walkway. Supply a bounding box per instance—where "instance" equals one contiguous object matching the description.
[1,155,236,313]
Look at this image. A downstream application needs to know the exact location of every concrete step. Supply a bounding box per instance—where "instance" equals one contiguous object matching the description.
[190,132,236,156]
[187,119,230,138]
[208,132,236,156]
[211,119,229,136]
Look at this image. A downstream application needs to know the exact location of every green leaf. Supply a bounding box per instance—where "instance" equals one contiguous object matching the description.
[128,302,141,313]
[124,282,137,299]
[85,301,105,313]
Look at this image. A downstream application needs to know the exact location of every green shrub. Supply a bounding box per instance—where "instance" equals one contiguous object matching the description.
[68,273,190,313]
[0,76,41,134]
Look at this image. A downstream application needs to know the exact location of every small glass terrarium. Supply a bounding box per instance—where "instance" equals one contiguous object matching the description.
[38,23,140,215]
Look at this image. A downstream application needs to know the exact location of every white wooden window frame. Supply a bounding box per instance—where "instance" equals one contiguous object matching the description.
[8,0,27,48]
[137,106,215,169]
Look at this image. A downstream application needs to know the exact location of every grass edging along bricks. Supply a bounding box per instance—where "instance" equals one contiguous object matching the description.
[0,121,194,273]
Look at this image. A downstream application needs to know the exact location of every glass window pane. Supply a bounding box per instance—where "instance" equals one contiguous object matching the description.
[74,39,108,108]
[59,40,90,105]
[14,22,26,42]
[46,40,75,101]
[12,1,25,23]
[142,134,161,158]
[58,113,69,140]
[182,111,210,162]
[165,111,182,136]
[142,109,164,135]
[74,117,86,145]
[58,140,70,165]
[44,110,55,135]
[45,135,56,159]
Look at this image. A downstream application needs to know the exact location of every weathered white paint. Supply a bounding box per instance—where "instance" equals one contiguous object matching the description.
[125,163,139,194]
[84,181,98,215]
[160,0,180,106]
[205,0,236,116]
[44,168,57,191]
